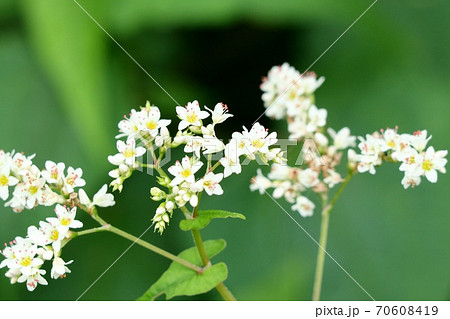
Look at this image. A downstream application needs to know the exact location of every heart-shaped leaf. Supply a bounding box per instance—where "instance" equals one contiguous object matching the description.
[138,239,227,300]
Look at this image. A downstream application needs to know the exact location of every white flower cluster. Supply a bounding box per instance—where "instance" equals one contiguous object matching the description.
[351,128,447,188]
[108,101,172,192]
[252,64,356,217]
[0,150,115,291]
[0,204,83,291]
[261,62,326,140]
[112,100,283,233]
[0,150,91,213]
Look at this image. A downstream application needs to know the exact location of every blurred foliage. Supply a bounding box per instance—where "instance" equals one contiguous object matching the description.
[0,0,449,300]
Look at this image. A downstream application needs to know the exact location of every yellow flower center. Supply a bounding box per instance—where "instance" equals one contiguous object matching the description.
[0,175,8,186]
[252,139,265,149]
[409,156,415,164]
[181,168,191,178]
[422,160,432,171]
[51,169,58,180]
[124,149,135,158]
[187,114,198,123]
[50,230,59,241]
[29,186,38,195]
[60,218,71,226]
[203,180,212,187]
[20,257,31,267]
[146,121,157,130]
[388,140,395,148]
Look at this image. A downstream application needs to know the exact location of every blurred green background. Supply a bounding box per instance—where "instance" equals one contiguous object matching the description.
[0,0,449,300]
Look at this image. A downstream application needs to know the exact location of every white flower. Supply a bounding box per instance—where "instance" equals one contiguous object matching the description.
[202,135,225,155]
[20,166,48,209]
[51,257,72,279]
[18,267,47,292]
[168,156,203,186]
[0,166,18,200]
[243,123,277,156]
[140,103,171,137]
[268,164,290,180]
[79,185,115,209]
[409,130,431,152]
[250,169,272,195]
[176,100,209,131]
[298,168,319,188]
[63,167,86,194]
[41,161,65,185]
[205,103,233,124]
[184,136,204,158]
[323,169,342,188]
[195,172,224,196]
[291,196,315,217]
[416,146,447,183]
[220,142,242,178]
[10,152,34,175]
[46,205,83,234]
[306,105,327,132]
[28,221,66,253]
[115,137,146,167]
[116,108,146,139]
[328,127,356,150]
[401,174,421,189]
[9,241,43,277]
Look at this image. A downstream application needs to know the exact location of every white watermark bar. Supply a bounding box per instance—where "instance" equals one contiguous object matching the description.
[3,301,448,319]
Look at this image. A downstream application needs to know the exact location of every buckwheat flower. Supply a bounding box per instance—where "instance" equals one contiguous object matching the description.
[297,72,325,95]
[243,123,278,156]
[202,135,225,155]
[328,127,356,150]
[306,105,327,133]
[298,168,320,188]
[62,167,86,194]
[356,154,379,175]
[176,100,209,131]
[416,146,447,183]
[51,256,72,279]
[409,130,431,152]
[5,268,21,284]
[41,161,65,185]
[168,156,203,186]
[184,136,204,158]
[220,142,242,178]
[250,169,272,195]
[28,221,66,253]
[79,185,115,209]
[205,102,233,124]
[194,172,224,196]
[10,241,43,277]
[20,166,48,209]
[401,174,421,189]
[292,196,315,217]
[10,152,35,175]
[18,267,47,292]
[47,205,83,234]
[116,108,146,139]
[141,103,171,137]
[0,166,18,200]
[114,137,147,167]
[323,169,343,188]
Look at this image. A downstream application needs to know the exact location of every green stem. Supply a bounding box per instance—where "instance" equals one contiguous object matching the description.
[87,210,202,273]
[191,228,236,301]
[312,172,353,301]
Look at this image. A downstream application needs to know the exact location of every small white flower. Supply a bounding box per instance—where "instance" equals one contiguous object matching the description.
[328,127,355,150]
[115,138,146,167]
[42,161,65,185]
[51,256,73,279]
[18,267,48,292]
[323,169,342,188]
[250,169,272,195]
[195,172,224,196]
[63,167,86,194]
[79,185,115,209]
[306,105,327,132]
[116,108,146,139]
[141,103,171,137]
[168,156,203,186]
[292,196,315,217]
[46,205,83,234]
[0,166,18,200]
[416,146,447,183]
[409,130,431,152]
[176,100,209,131]
[205,103,233,124]
[220,142,242,178]
[298,168,319,188]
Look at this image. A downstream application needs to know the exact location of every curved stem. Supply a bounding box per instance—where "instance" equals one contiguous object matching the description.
[312,172,353,301]
[85,209,202,273]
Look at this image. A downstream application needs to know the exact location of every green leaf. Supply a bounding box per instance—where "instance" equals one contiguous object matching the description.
[179,210,246,231]
[138,239,227,301]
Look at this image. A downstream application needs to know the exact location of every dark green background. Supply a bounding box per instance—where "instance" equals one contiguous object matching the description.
[0,0,449,300]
